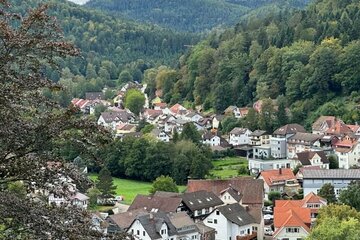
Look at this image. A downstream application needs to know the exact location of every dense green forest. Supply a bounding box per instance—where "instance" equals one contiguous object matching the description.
[12,0,199,101]
[86,0,309,32]
[148,0,360,130]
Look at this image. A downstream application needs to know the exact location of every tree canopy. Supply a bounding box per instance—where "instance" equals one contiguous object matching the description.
[124,89,145,115]
[150,175,179,194]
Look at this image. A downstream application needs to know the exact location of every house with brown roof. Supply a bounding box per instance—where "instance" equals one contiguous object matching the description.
[85,92,104,100]
[187,178,264,208]
[257,168,300,199]
[273,205,311,240]
[325,121,353,137]
[128,194,183,213]
[107,209,147,234]
[169,103,187,117]
[116,123,136,135]
[312,116,337,134]
[276,192,327,220]
[293,151,329,169]
[287,133,322,158]
[334,134,360,169]
[143,109,163,124]
[97,111,135,130]
[271,124,306,159]
[347,124,360,136]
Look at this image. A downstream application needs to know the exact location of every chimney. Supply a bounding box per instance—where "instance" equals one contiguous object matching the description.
[149,213,153,219]
[279,168,282,175]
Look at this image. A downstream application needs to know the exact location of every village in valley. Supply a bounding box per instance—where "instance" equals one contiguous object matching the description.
[61,82,360,240]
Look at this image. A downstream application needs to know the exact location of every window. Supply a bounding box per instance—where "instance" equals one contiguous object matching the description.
[207,219,213,223]
[286,228,299,233]
[214,219,217,224]
[216,210,220,215]
[143,231,145,236]
[192,235,197,239]
[137,230,139,235]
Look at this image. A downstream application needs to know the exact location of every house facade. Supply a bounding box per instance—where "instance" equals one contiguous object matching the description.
[229,128,252,146]
[204,203,258,240]
[271,124,306,159]
[287,133,321,159]
[257,168,300,199]
[293,151,330,169]
[334,135,360,169]
[302,169,360,197]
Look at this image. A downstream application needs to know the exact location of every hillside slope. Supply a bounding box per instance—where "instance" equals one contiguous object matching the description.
[85,0,309,32]
[149,0,360,129]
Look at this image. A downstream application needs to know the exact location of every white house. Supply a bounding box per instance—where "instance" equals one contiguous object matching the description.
[287,132,322,159]
[184,111,203,123]
[203,203,259,240]
[273,206,311,240]
[97,111,135,130]
[202,132,221,146]
[127,212,201,240]
[293,151,330,169]
[229,127,252,146]
[248,158,296,175]
[334,135,360,169]
[212,115,224,129]
[151,128,170,142]
[302,169,360,197]
[271,124,306,159]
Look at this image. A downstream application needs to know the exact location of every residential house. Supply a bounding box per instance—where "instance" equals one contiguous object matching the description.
[169,103,188,117]
[153,102,167,111]
[302,169,360,197]
[85,92,104,100]
[202,131,221,147]
[116,123,136,135]
[107,209,148,234]
[273,206,311,240]
[184,111,203,123]
[250,130,270,146]
[238,107,249,119]
[293,151,330,169]
[187,178,264,239]
[312,116,337,134]
[92,212,108,235]
[276,192,327,220]
[48,191,89,209]
[334,134,360,169]
[195,117,212,131]
[325,121,353,137]
[181,191,224,220]
[318,135,339,154]
[97,111,135,130]
[143,109,163,124]
[248,158,296,175]
[250,130,271,159]
[287,133,322,159]
[229,128,252,146]
[127,212,202,240]
[196,223,216,240]
[204,203,259,240]
[187,178,264,208]
[347,124,360,136]
[128,194,183,213]
[151,128,170,142]
[271,124,306,159]
[212,115,225,129]
[257,168,300,199]
[224,106,239,116]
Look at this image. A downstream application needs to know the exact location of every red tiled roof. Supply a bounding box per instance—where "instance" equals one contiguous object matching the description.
[259,169,296,187]
[273,207,311,236]
[154,102,167,108]
[347,124,360,133]
[170,103,186,114]
[144,109,163,118]
[326,121,353,135]
[187,178,263,205]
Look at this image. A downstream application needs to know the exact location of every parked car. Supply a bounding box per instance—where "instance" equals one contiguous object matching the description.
[114,196,124,202]
[264,214,274,220]
[264,227,274,236]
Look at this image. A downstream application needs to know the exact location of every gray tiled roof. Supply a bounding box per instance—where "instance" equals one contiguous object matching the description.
[217,203,256,227]
[273,124,306,135]
[303,169,360,179]
[182,190,223,211]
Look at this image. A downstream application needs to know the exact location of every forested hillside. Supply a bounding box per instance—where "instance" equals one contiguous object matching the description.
[12,0,199,100]
[85,0,309,32]
[148,0,360,129]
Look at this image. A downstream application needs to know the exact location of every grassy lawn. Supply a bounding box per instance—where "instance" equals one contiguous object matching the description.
[89,174,186,205]
[210,157,249,179]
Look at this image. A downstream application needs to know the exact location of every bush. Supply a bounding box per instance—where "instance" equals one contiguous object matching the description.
[238,165,249,175]
[264,200,273,207]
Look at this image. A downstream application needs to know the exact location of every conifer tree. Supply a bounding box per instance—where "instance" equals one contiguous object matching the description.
[97,167,116,198]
